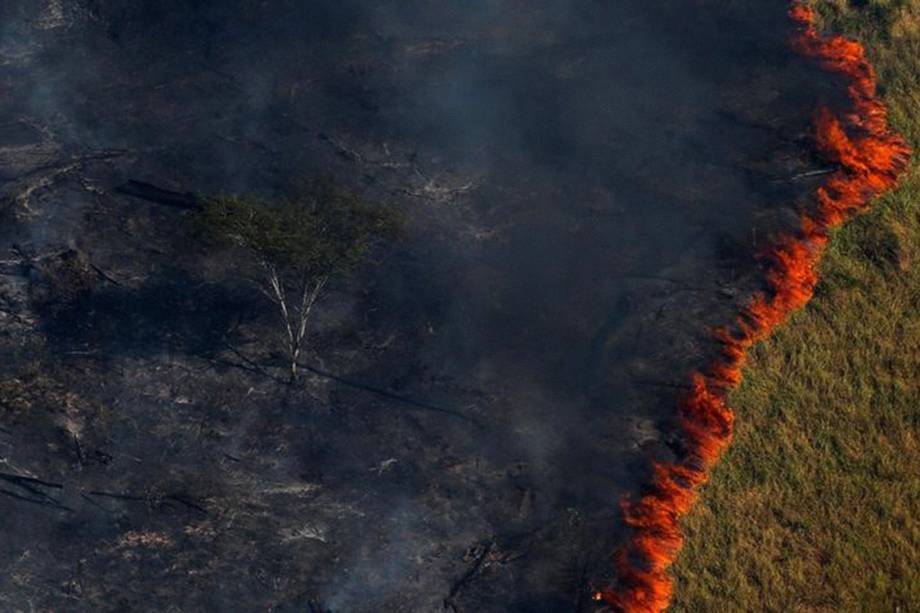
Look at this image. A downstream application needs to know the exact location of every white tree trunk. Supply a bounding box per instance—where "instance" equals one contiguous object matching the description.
[261,262,327,383]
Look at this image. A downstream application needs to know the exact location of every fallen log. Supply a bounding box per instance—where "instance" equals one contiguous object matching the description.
[115,180,201,210]
[0,473,71,512]
[443,539,494,611]
[0,487,73,512]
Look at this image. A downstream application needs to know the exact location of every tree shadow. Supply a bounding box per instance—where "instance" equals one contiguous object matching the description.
[38,269,262,360]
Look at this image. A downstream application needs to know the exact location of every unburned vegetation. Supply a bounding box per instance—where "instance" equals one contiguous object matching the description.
[672,2,920,610]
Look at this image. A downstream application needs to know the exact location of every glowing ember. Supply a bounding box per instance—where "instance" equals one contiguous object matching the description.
[599,4,910,611]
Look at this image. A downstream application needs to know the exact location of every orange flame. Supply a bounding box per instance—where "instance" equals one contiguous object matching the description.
[599,5,911,612]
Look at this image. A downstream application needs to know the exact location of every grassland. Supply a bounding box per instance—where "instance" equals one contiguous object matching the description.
[670,2,920,611]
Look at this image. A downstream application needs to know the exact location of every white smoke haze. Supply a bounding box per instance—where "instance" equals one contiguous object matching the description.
[0,1,846,611]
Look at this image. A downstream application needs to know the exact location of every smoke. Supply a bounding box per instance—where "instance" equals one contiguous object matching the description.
[320,500,429,612]
[602,5,911,611]
[0,0,868,609]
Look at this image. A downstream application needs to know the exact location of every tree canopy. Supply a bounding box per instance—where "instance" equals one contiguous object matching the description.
[194,176,402,382]
[196,176,401,278]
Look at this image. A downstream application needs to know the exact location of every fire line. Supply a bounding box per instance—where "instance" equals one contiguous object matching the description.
[598,4,912,612]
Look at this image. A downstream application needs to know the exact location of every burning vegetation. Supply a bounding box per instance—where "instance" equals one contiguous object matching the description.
[1,1,903,610]
[601,4,911,612]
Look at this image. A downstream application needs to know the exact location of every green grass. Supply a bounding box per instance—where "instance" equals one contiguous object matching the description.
[670,2,920,611]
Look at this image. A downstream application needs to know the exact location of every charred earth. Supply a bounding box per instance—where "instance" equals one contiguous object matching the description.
[0,1,851,611]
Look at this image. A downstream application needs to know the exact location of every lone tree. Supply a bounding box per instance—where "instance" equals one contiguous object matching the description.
[197,177,400,382]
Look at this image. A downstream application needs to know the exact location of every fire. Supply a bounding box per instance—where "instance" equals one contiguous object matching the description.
[600,4,911,612]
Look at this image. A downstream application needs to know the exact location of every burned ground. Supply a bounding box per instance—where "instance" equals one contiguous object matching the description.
[0,1,848,611]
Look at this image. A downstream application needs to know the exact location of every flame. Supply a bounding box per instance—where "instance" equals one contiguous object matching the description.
[599,4,911,612]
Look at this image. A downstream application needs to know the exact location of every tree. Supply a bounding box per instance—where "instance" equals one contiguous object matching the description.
[196,177,401,382]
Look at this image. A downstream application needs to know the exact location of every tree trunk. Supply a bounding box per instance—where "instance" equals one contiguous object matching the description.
[287,276,326,383]
[262,265,327,384]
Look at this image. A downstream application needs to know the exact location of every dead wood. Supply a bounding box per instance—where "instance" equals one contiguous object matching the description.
[443,539,495,611]
[115,180,202,210]
[87,489,207,514]
[0,472,71,511]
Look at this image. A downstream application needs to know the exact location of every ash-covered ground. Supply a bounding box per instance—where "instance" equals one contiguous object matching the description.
[0,2,845,611]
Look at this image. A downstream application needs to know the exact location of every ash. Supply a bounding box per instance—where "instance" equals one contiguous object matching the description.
[0,1,843,611]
